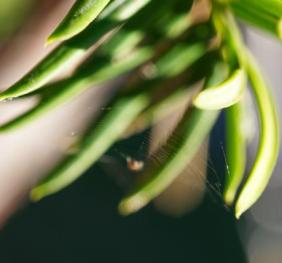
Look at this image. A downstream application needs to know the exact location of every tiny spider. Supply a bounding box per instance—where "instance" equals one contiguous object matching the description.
[126,157,144,172]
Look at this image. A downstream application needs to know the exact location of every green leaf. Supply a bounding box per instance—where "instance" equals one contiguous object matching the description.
[0,22,117,101]
[156,43,207,77]
[47,0,111,44]
[119,108,219,215]
[123,51,217,138]
[123,88,191,138]
[236,0,282,20]
[0,0,151,101]
[29,39,210,202]
[232,0,282,40]
[0,48,153,132]
[235,50,280,218]
[0,28,209,133]
[30,91,152,201]
[215,10,280,217]
[223,102,247,205]
[193,69,246,110]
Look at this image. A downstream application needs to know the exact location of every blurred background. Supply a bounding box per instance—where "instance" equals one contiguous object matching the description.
[0,1,281,262]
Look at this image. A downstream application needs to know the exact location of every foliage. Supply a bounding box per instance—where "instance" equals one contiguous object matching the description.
[0,0,281,218]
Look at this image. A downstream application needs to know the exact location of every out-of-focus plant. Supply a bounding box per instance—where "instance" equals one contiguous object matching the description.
[0,0,34,40]
[0,0,281,219]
